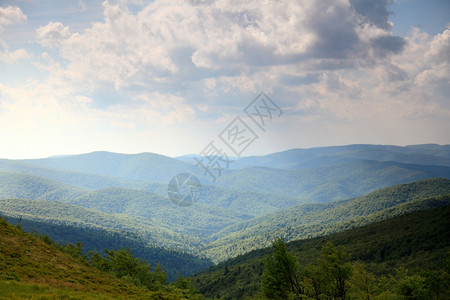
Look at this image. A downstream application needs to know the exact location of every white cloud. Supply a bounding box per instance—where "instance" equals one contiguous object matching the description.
[33,0,409,92]
[37,22,71,48]
[0,6,26,33]
[0,48,29,63]
[0,5,30,63]
[0,0,449,158]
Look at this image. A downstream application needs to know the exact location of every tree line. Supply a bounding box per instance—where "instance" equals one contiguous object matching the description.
[259,238,450,300]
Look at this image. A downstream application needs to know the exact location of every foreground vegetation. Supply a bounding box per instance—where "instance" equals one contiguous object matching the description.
[258,238,449,299]
[0,215,204,299]
[192,204,450,299]
[1,201,449,299]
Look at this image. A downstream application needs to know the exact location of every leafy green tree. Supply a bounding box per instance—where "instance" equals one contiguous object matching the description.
[395,268,430,300]
[99,247,167,291]
[169,273,205,300]
[422,269,450,300]
[349,262,376,300]
[62,242,84,259]
[261,237,303,299]
[318,242,352,299]
[302,263,324,300]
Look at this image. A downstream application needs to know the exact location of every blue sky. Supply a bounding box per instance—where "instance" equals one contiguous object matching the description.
[0,0,449,159]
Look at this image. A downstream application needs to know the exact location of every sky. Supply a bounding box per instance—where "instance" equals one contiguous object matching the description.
[0,0,449,159]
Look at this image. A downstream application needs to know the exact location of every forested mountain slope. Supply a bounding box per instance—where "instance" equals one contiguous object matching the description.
[229,144,450,169]
[192,204,450,299]
[201,178,450,261]
[0,171,88,201]
[215,160,450,200]
[1,145,450,282]
[24,151,199,183]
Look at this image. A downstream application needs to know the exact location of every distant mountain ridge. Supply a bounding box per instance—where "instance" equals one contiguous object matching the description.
[1,144,450,271]
[22,151,199,183]
[215,160,450,201]
[228,144,450,169]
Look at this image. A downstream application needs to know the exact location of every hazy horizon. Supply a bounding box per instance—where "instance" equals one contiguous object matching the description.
[0,142,448,160]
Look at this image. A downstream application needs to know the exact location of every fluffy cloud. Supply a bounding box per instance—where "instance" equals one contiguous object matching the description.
[0,0,449,158]
[0,6,26,33]
[0,6,29,62]
[35,0,407,90]
[37,22,71,48]
[0,48,29,64]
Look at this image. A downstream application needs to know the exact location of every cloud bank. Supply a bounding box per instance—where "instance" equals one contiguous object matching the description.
[0,0,449,158]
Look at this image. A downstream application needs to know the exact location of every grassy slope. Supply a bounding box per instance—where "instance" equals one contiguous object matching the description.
[5,215,213,281]
[0,216,188,299]
[192,203,450,299]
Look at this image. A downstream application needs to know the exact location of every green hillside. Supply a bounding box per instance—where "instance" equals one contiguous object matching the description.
[0,159,143,190]
[2,178,450,265]
[196,185,301,216]
[0,215,204,299]
[192,204,450,299]
[24,151,199,183]
[201,178,450,261]
[0,199,203,250]
[5,215,212,281]
[231,144,450,169]
[0,171,88,202]
[70,187,252,237]
[216,160,450,200]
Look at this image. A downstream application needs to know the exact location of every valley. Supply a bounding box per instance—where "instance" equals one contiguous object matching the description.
[1,144,450,298]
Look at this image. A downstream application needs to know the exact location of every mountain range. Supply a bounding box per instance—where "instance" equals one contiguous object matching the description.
[1,144,450,277]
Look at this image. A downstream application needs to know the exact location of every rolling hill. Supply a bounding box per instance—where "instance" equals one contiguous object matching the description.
[0,198,202,250]
[1,144,450,291]
[4,215,212,281]
[200,178,450,261]
[0,171,88,202]
[23,151,199,183]
[2,145,450,206]
[215,160,450,201]
[2,178,449,265]
[191,203,450,299]
[0,214,202,299]
[70,187,253,237]
[229,144,450,170]
[0,158,143,190]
